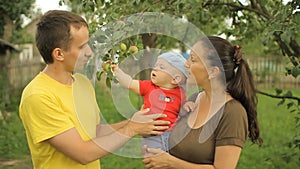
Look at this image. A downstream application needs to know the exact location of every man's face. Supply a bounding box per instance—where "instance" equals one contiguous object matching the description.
[62,25,92,71]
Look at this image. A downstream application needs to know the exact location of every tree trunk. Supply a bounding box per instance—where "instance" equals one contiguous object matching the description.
[0,14,15,106]
[3,13,14,42]
[135,33,157,106]
[0,51,10,106]
[140,33,157,80]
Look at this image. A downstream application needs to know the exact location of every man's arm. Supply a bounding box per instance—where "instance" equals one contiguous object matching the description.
[47,109,170,165]
[95,120,129,137]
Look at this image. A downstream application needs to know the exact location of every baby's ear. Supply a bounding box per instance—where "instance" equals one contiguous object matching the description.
[172,74,182,85]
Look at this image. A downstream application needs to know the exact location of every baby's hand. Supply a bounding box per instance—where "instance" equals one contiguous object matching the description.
[110,63,118,72]
[183,101,196,113]
[179,101,196,117]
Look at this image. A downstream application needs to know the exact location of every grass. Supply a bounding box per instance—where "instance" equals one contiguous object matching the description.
[97,83,300,169]
[95,83,146,168]
[0,84,298,169]
[237,89,300,169]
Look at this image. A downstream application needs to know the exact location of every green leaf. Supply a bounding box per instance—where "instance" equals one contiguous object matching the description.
[291,66,300,78]
[275,88,283,95]
[96,71,104,81]
[284,90,293,97]
[278,99,285,106]
[287,102,294,109]
[106,77,111,88]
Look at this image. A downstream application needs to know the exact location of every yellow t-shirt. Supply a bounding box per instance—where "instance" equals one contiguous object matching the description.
[19,72,100,169]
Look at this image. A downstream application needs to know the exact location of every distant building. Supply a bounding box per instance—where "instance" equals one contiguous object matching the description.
[1,16,44,93]
[0,38,19,70]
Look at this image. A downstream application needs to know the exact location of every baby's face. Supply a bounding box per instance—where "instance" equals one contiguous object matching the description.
[151,58,180,88]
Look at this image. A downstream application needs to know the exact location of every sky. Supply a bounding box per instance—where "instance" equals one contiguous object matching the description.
[30,0,297,25]
[22,0,68,25]
[34,0,293,14]
[35,0,68,14]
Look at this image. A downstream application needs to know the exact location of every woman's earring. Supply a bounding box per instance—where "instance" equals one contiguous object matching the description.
[208,71,214,80]
[208,67,219,80]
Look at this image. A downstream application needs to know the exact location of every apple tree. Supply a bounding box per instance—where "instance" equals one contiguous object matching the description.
[0,0,35,42]
[61,0,299,162]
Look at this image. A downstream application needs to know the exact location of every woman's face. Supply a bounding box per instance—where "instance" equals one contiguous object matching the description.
[185,42,210,86]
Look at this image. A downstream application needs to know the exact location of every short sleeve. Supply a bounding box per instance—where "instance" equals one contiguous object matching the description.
[21,94,74,144]
[215,100,248,148]
[139,80,151,96]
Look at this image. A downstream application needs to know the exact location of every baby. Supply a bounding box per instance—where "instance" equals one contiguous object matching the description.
[112,52,189,152]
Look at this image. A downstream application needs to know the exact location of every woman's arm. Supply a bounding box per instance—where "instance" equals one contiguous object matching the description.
[142,145,242,169]
[214,146,242,169]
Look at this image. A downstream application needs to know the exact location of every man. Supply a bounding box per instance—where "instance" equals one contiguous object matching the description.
[19,10,169,169]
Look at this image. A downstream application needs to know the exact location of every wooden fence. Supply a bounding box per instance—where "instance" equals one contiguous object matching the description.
[247,57,299,89]
[6,58,44,93]
[3,56,299,95]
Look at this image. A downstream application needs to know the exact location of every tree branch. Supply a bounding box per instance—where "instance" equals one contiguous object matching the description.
[290,36,300,58]
[250,0,257,9]
[257,90,300,103]
[273,31,299,66]
[203,2,272,20]
[256,0,271,17]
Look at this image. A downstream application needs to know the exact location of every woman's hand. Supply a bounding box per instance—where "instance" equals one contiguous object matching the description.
[142,146,174,169]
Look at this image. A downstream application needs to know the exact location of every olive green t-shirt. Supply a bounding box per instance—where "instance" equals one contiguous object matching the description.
[169,99,248,164]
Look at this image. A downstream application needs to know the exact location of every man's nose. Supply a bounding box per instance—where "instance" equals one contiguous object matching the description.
[85,45,93,57]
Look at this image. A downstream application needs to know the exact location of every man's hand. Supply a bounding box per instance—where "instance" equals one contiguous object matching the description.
[128,108,170,136]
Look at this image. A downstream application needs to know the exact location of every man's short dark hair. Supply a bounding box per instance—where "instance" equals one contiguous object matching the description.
[36,10,88,64]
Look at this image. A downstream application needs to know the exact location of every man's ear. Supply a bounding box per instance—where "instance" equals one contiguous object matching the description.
[208,66,220,79]
[52,48,64,61]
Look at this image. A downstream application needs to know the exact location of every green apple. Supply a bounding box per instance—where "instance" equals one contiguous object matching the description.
[102,62,111,71]
[120,43,127,51]
[129,45,138,54]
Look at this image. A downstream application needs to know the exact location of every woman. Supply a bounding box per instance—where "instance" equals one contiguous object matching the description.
[142,36,263,169]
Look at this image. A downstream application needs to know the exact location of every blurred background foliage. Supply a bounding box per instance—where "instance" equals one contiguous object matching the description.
[0,0,299,168]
